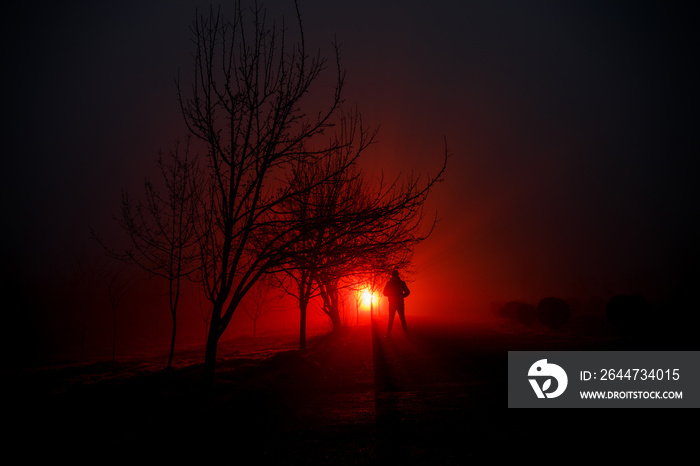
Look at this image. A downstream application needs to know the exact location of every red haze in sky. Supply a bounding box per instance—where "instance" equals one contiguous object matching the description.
[2,1,697,363]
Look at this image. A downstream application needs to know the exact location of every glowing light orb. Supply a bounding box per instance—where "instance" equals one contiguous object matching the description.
[359,287,378,309]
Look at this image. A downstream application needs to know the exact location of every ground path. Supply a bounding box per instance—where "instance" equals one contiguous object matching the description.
[11,314,657,463]
[279,318,509,463]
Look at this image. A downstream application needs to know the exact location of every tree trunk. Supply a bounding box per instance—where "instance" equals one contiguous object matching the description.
[204,325,219,384]
[330,307,342,332]
[299,299,307,351]
[319,278,343,332]
[329,289,342,332]
[167,312,177,370]
[203,303,223,383]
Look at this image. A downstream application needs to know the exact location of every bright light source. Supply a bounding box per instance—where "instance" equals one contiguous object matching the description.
[358,287,378,309]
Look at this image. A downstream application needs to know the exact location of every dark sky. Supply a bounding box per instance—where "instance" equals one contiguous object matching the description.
[3,1,697,327]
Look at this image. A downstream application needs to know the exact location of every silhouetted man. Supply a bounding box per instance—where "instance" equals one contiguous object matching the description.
[383,269,410,338]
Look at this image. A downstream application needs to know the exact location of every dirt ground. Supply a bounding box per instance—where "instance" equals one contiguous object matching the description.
[5,315,693,463]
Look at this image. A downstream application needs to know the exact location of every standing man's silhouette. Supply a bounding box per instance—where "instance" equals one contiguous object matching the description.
[383,269,410,338]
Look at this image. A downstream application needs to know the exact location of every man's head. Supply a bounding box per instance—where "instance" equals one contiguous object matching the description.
[391,269,399,279]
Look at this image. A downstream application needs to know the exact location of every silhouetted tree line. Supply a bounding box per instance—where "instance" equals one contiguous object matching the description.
[496,298,571,329]
[97,1,446,381]
[495,294,660,337]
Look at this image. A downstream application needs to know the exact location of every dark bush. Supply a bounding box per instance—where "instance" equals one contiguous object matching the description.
[490,301,506,319]
[537,297,571,328]
[606,295,652,336]
[500,301,537,326]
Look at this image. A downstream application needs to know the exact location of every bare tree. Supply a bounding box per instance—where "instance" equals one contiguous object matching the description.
[97,137,201,371]
[241,278,274,337]
[323,146,448,323]
[177,1,359,381]
[278,137,447,344]
[272,117,374,349]
[274,260,318,351]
